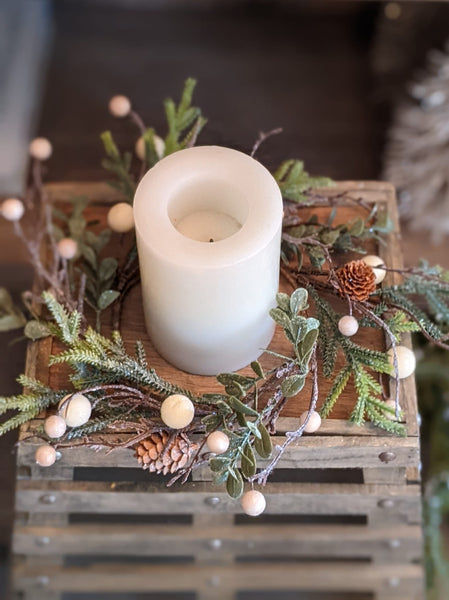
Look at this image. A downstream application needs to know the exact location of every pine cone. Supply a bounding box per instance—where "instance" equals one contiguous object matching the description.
[135,431,196,475]
[336,260,376,302]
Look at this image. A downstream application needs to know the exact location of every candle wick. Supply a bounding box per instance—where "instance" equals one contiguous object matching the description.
[209,238,214,243]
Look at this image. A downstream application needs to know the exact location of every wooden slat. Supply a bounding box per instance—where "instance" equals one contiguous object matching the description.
[16,432,420,471]
[15,480,421,521]
[12,522,423,560]
[13,561,424,595]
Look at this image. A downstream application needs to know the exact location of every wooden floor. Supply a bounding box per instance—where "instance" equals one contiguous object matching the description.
[1,1,448,598]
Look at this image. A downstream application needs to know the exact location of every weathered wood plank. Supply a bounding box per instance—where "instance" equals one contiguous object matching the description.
[16,433,420,472]
[15,480,421,520]
[12,561,424,594]
[12,522,422,561]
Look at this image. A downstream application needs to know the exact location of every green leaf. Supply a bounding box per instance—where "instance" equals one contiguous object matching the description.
[246,420,262,439]
[24,320,51,340]
[290,288,308,315]
[81,244,97,270]
[250,361,264,379]
[228,396,259,417]
[281,374,306,397]
[0,314,27,332]
[97,290,120,310]
[269,307,291,330]
[254,423,272,458]
[226,468,244,499]
[209,457,230,472]
[276,292,291,312]
[348,218,365,237]
[241,444,256,478]
[99,257,118,283]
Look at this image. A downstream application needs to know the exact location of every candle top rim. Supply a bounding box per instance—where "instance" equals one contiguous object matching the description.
[133,145,283,268]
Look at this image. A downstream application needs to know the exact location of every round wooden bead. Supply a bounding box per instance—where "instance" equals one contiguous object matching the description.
[109,95,131,117]
[206,431,230,454]
[387,346,416,379]
[135,135,165,160]
[299,410,322,433]
[383,399,403,421]
[44,415,67,439]
[59,394,92,427]
[2,198,25,221]
[107,202,135,233]
[160,394,195,429]
[362,255,386,284]
[57,238,78,260]
[29,137,52,161]
[338,315,359,337]
[35,444,57,467]
[241,490,266,516]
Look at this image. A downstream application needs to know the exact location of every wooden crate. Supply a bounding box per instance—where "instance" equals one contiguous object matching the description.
[12,181,424,600]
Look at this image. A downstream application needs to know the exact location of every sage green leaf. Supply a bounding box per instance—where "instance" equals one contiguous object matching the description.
[290,288,308,315]
[0,314,27,332]
[68,213,86,240]
[202,414,221,431]
[81,244,97,270]
[217,373,254,388]
[225,382,245,398]
[98,290,120,310]
[269,307,291,330]
[99,257,118,283]
[226,468,244,499]
[349,218,365,237]
[24,320,51,340]
[319,229,340,245]
[51,225,65,242]
[276,292,291,312]
[254,423,272,458]
[281,374,306,397]
[250,361,264,379]
[241,444,256,478]
[306,245,325,268]
[215,400,233,415]
[287,224,306,238]
[228,396,258,417]
[213,470,229,486]
[246,420,262,439]
[209,457,230,472]
[300,328,319,358]
[236,412,247,428]
[0,288,15,313]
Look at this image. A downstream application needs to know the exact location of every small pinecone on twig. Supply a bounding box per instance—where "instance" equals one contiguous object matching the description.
[135,431,197,475]
[336,260,376,302]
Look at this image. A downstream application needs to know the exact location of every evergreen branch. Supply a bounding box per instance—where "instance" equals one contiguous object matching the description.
[100,131,135,201]
[320,366,352,419]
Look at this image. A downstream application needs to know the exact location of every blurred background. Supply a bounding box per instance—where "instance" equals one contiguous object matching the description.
[2,0,449,598]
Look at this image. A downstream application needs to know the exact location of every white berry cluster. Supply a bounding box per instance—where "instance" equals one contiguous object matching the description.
[35,394,92,467]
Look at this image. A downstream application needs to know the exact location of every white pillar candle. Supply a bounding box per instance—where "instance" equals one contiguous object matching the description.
[133,146,283,375]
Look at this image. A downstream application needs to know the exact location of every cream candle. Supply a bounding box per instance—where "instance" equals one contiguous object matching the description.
[133,145,283,375]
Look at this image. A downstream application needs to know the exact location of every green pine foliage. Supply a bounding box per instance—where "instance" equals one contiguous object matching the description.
[310,287,405,435]
[380,261,449,336]
[273,159,333,203]
[0,382,67,437]
[281,210,394,270]
[163,77,207,155]
[101,131,136,201]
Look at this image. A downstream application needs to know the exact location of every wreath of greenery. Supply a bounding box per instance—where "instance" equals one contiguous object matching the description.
[2,78,449,506]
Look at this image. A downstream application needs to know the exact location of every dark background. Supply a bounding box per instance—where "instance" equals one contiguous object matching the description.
[2,1,449,597]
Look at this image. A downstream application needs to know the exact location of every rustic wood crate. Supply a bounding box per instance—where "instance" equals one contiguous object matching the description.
[11,181,424,600]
